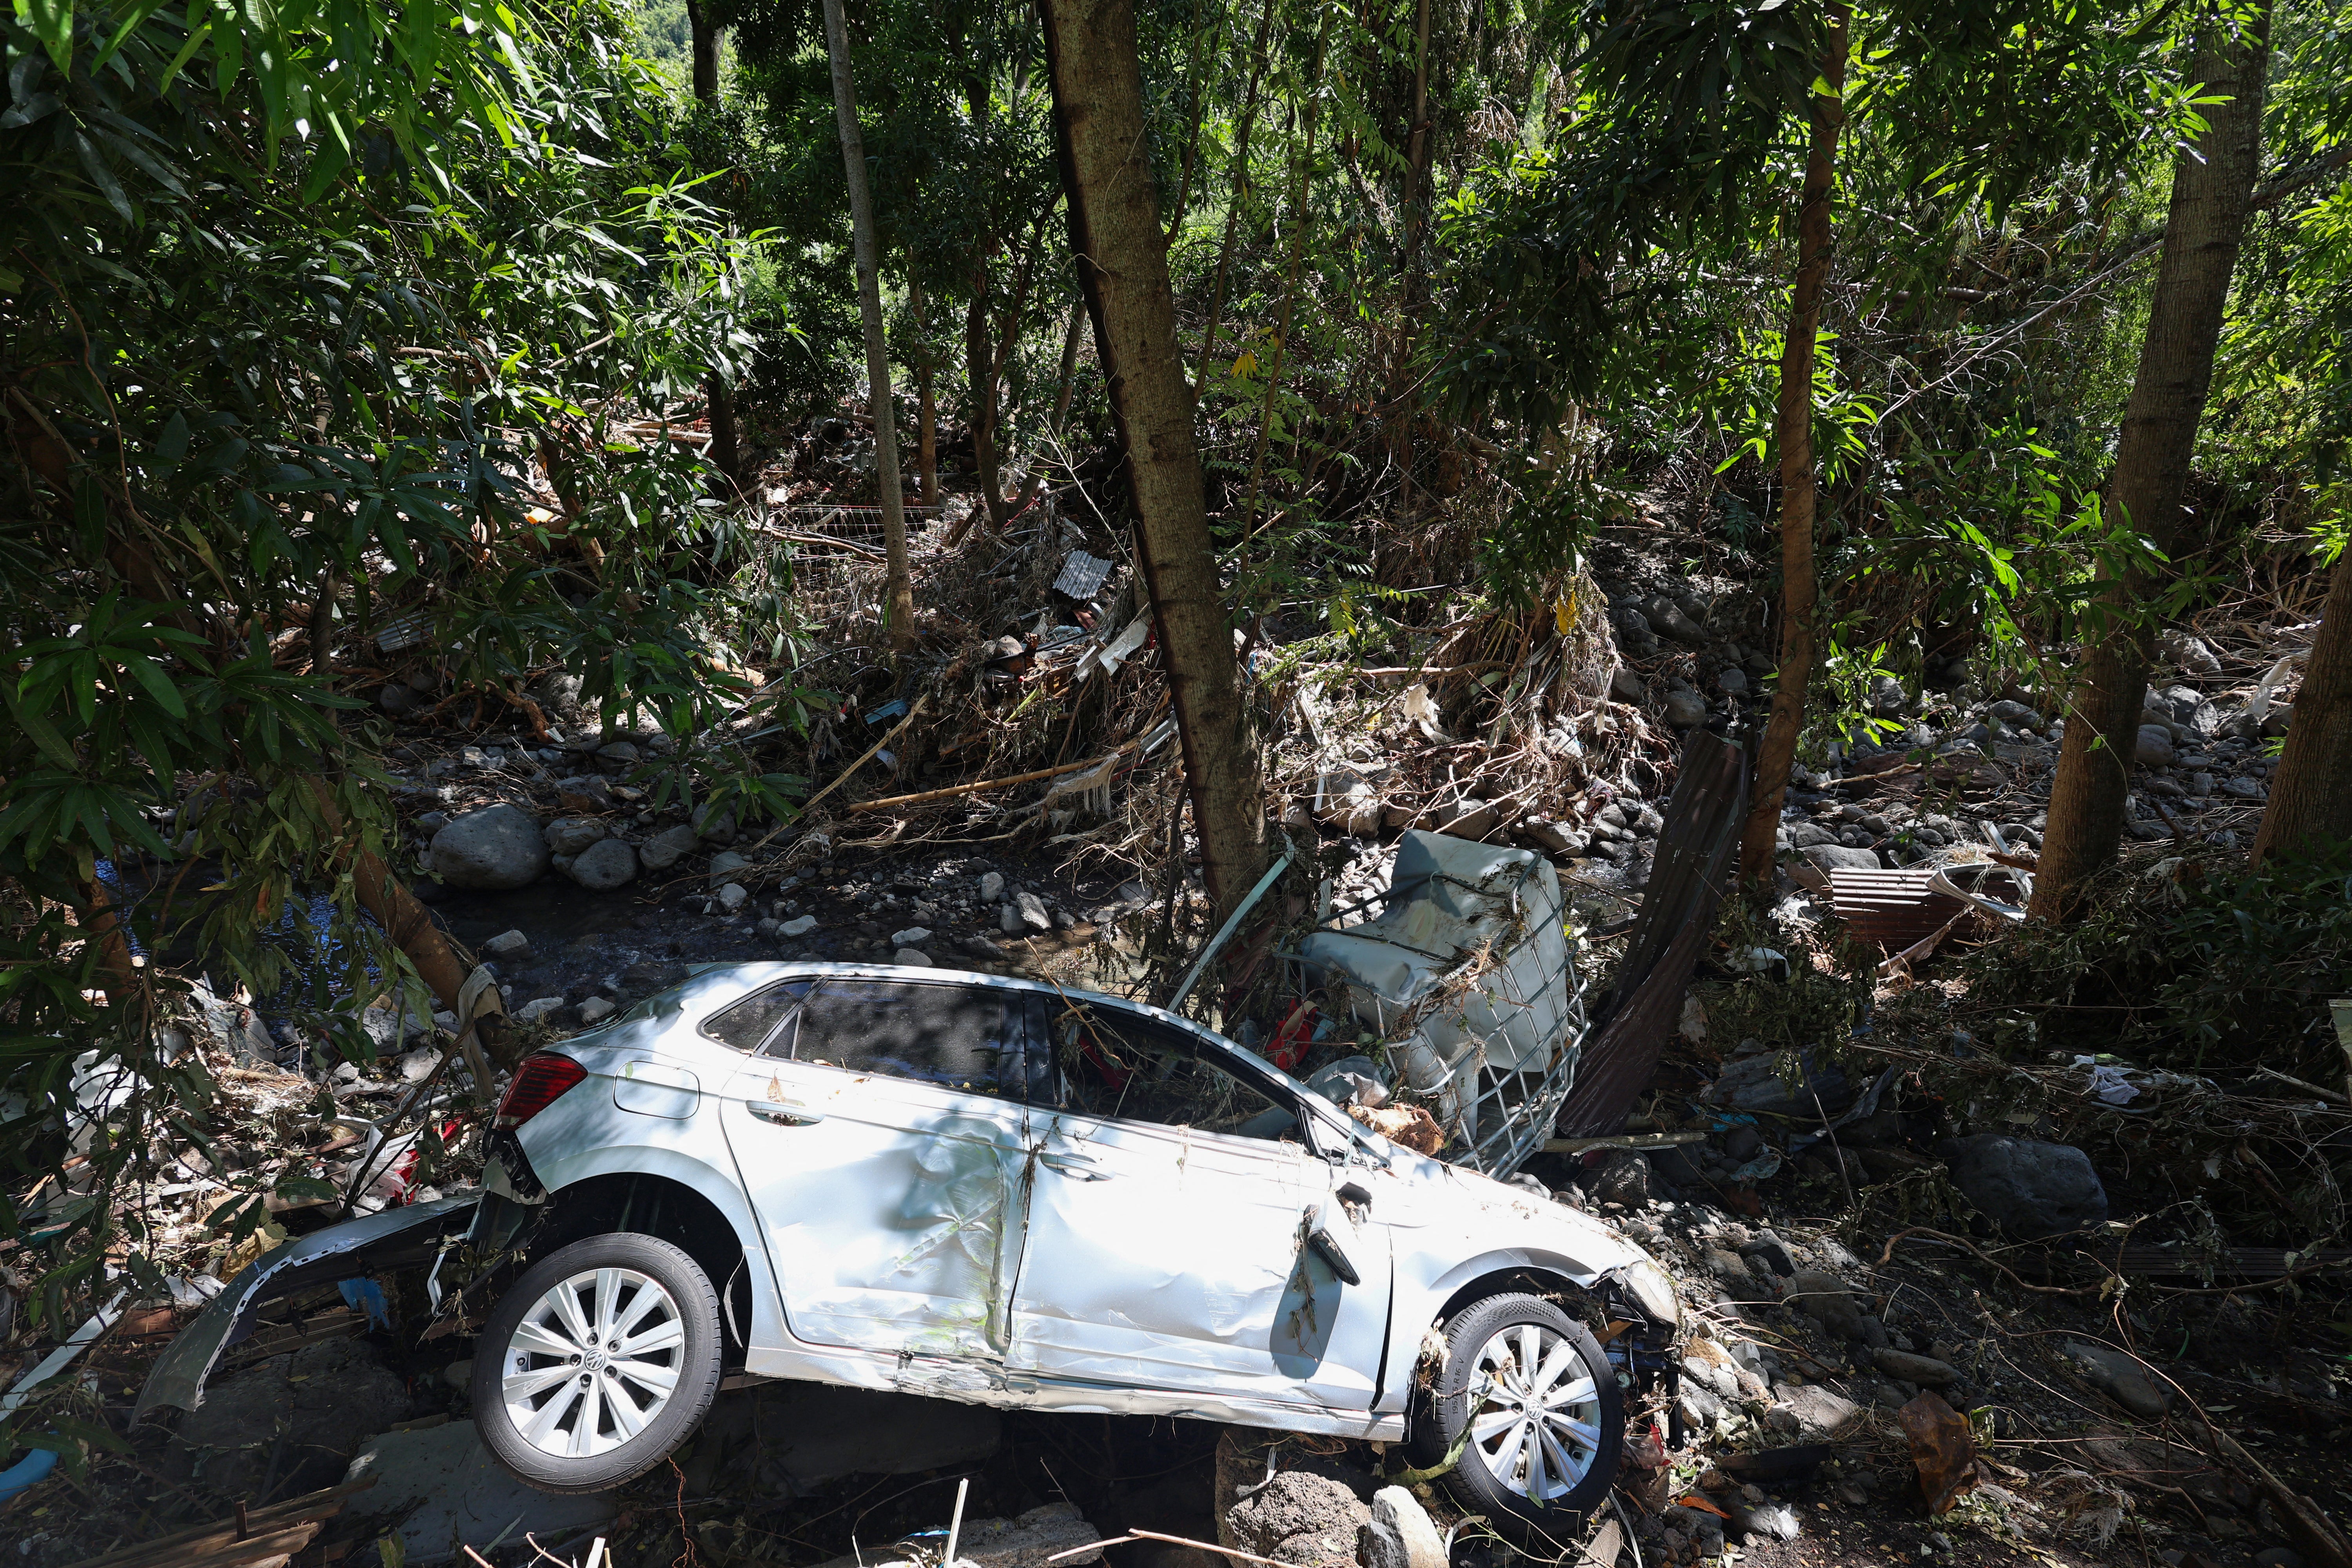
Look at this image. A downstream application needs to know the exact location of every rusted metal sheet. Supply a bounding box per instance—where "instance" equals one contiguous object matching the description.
[1828,867,1966,947]
[1552,733,1746,1140]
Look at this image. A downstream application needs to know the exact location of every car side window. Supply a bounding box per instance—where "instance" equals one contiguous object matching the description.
[793,980,1022,1100]
[1048,1003,1298,1142]
[700,981,809,1055]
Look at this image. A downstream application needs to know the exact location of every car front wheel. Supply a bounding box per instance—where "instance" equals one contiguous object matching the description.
[473,1233,723,1493]
[1419,1292,1624,1548]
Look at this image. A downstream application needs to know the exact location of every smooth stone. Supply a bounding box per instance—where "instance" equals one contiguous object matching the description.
[577,997,616,1026]
[980,870,1006,902]
[544,816,608,855]
[890,926,934,949]
[427,804,548,890]
[2136,725,2176,767]
[1664,689,1710,728]
[1939,1133,2107,1238]
[1014,890,1052,932]
[2061,1340,2169,1419]
[691,800,736,843]
[1800,843,1883,873]
[481,929,532,960]
[568,835,639,891]
[514,996,565,1024]
[1874,1347,1960,1387]
[780,915,819,937]
[893,948,934,967]
[707,849,751,887]
[639,823,701,870]
[716,882,750,913]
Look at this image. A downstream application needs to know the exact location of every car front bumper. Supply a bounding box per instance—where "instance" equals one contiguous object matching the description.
[134,1193,481,1419]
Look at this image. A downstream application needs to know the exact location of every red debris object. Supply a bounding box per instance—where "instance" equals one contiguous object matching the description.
[1267,1002,1318,1070]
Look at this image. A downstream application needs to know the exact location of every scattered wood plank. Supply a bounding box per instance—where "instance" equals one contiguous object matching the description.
[62,1477,372,1568]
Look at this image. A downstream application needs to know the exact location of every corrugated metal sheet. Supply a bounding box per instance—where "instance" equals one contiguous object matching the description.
[1828,867,1967,947]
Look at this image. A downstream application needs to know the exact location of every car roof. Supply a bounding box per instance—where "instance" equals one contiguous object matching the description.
[669,960,1307,1094]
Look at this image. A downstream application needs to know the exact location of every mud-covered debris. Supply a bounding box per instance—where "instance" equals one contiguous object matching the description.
[1898,1390,1980,1514]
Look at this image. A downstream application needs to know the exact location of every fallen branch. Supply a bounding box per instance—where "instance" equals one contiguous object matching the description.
[1877,1226,2099,1297]
[2252,1065,2350,1105]
[1049,1531,1289,1568]
[845,738,1143,815]
[1543,1131,1707,1154]
[732,697,930,862]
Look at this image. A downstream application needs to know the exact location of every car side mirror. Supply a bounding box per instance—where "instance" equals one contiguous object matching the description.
[1306,1192,1365,1285]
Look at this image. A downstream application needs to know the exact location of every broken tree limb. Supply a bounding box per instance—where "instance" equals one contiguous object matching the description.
[1543,1131,1707,1154]
[732,698,930,865]
[845,737,1142,814]
[308,780,520,1072]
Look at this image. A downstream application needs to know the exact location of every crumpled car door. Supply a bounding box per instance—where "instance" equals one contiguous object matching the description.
[716,979,1032,1385]
[1006,1009,1392,1413]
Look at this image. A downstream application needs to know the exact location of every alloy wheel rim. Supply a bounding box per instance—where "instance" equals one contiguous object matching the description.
[501,1265,686,1458]
[1465,1322,1603,1501]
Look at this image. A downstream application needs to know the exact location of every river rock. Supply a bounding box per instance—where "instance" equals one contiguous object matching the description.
[578,996,616,1026]
[1987,699,2042,729]
[543,817,607,855]
[1938,1134,2107,1238]
[1874,1348,1959,1387]
[568,836,639,891]
[1612,665,1648,703]
[979,870,1006,902]
[716,882,750,913]
[2160,631,2223,677]
[691,800,737,843]
[481,929,532,960]
[594,739,641,775]
[1014,890,1052,932]
[640,822,701,870]
[2060,1340,2169,1418]
[2135,725,2176,767]
[1786,1271,1866,1340]
[427,804,548,890]
[1361,1487,1446,1568]
[707,849,751,887]
[1664,689,1710,728]
[1765,1384,1864,1441]
[556,775,615,813]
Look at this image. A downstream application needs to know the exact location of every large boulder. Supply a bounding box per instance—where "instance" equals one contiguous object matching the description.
[1227,1472,1369,1568]
[427,804,548,889]
[1939,1134,2107,1238]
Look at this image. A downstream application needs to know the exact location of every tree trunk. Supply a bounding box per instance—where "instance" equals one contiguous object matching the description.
[686,0,720,102]
[2254,551,2352,866]
[820,0,916,647]
[1041,0,1268,919]
[965,278,1006,528]
[1736,7,1848,887]
[686,0,740,498]
[909,269,940,505]
[2030,12,2270,918]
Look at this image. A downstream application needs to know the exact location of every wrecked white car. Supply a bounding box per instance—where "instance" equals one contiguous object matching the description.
[140,963,1681,1542]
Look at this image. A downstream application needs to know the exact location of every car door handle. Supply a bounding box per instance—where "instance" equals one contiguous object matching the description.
[748,1102,824,1126]
[1039,1151,1108,1180]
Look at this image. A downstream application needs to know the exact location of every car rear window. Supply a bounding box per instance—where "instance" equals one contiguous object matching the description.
[793,980,1020,1098]
[700,981,810,1054]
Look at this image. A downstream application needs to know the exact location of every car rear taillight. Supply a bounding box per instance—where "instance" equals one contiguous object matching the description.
[494,1053,587,1129]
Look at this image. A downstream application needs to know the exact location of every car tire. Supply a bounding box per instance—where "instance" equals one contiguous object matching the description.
[472,1232,723,1494]
[1416,1292,1623,1550]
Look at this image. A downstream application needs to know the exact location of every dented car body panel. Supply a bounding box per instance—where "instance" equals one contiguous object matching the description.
[140,956,1675,1452]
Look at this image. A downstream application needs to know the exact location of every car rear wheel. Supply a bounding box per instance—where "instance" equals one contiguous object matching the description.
[473,1233,722,1493]
[1418,1292,1623,1549]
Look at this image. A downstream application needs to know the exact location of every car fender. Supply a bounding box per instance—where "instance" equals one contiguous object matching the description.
[522,1135,789,1354]
[134,1194,480,1419]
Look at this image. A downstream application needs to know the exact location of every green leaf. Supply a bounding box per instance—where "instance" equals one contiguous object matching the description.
[18,0,76,75]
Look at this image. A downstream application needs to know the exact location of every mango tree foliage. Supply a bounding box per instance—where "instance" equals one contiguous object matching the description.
[0,0,773,1388]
